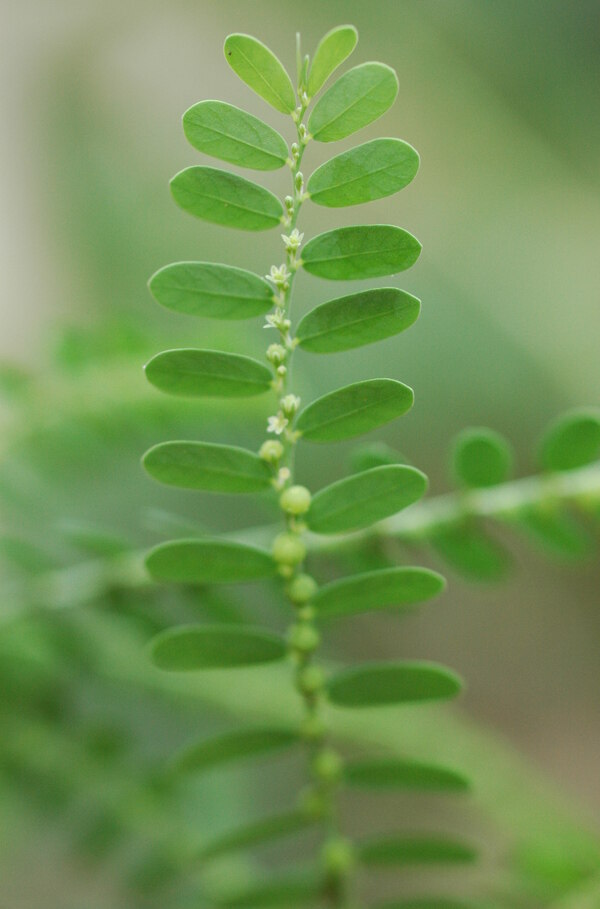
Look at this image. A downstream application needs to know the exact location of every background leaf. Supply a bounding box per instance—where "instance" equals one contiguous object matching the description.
[539,409,600,472]
[150,624,286,671]
[198,809,314,860]
[451,427,514,488]
[430,521,511,582]
[224,33,296,114]
[296,287,420,353]
[144,349,273,397]
[183,101,289,170]
[170,165,283,230]
[327,661,464,707]
[308,62,398,142]
[296,379,414,442]
[216,869,320,908]
[307,25,358,97]
[346,757,470,792]
[314,566,446,620]
[307,464,427,534]
[142,441,272,493]
[145,538,275,584]
[301,225,421,280]
[148,261,274,320]
[307,138,419,207]
[359,834,477,866]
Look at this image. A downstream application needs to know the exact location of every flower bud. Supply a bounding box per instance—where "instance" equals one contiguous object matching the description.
[280,485,311,515]
[321,837,355,877]
[272,532,306,566]
[297,664,325,695]
[313,747,343,784]
[288,623,320,654]
[259,440,284,463]
[266,343,286,366]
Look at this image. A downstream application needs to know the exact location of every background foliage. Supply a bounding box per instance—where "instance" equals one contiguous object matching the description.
[1,1,599,906]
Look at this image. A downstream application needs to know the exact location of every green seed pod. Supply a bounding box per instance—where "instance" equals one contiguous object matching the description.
[297,665,325,695]
[287,573,318,604]
[312,747,343,784]
[272,532,306,565]
[288,623,321,654]
[259,439,284,463]
[280,485,312,515]
[321,836,355,876]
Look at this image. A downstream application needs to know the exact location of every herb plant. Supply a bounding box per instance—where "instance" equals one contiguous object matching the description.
[142,25,474,908]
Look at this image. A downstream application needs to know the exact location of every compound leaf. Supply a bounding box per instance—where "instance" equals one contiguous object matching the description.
[142,441,272,493]
[146,539,275,584]
[296,379,413,442]
[144,349,272,398]
[171,166,283,231]
[452,428,513,488]
[359,834,477,866]
[327,661,464,707]
[296,288,420,354]
[307,465,427,534]
[174,727,298,775]
[308,62,398,142]
[301,225,421,280]
[199,810,314,860]
[539,408,600,472]
[224,34,296,114]
[307,25,358,97]
[314,566,445,620]
[345,758,470,792]
[150,624,286,671]
[307,139,419,207]
[148,262,274,321]
[183,101,288,170]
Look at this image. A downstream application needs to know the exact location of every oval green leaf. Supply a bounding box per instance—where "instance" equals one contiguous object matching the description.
[374,900,475,909]
[431,522,511,582]
[307,139,419,207]
[451,427,513,488]
[296,288,420,354]
[327,661,464,708]
[307,25,358,98]
[183,101,288,170]
[199,810,314,860]
[150,624,286,671]
[146,539,275,584]
[296,379,413,443]
[170,166,283,231]
[144,349,273,398]
[224,34,296,114]
[301,225,421,280]
[217,869,320,908]
[360,835,477,866]
[142,441,272,493]
[307,465,427,535]
[308,62,398,142]
[174,726,298,775]
[350,442,409,472]
[539,408,600,472]
[515,506,592,558]
[345,758,470,792]
[148,262,274,321]
[314,566,446,620]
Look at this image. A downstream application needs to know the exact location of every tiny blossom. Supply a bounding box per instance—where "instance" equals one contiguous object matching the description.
[266,343,286,365]
[264,312,286,330]
[281,394,301,415]
[278,467,291,484]
[267,413,288,435]
[281,228,304,253]
[266,263,291,289]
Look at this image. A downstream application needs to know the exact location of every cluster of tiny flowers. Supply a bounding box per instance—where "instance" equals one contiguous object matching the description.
[267,394,301,438]
[266,263,291,291]
[282,228,304,254]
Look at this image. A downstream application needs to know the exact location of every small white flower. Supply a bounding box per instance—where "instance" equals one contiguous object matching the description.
[281,394,301,416]
[281,228,304,253]
[267,413,288,435]
[265,263,291,290]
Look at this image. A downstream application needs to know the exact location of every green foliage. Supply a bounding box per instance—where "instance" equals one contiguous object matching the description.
[327,662,464,707]
[307,25,357,97]
[144,349,273,398]
[307,62,399,141]
[198,810,314,860]
[146,539,275,583]
[149,262,274,320]
[150,624,286,670]
[307,138,419,207]
[359,835,477,866]
[314,567,445,620]
[296,288,420,353]
[170,166,284,230]
[301,225,421,280]
[173,727,298,775]
[451,427,513,488]
[307,465,427,534]
[539,408,600,471]
[345,758,470,792]
[143,441,272,493]
[295,379,414,442]
[183,101,289,170]
[223,34,296,114]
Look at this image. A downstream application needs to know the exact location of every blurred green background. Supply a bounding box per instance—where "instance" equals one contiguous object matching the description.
[1,1,599,906]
